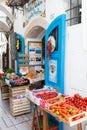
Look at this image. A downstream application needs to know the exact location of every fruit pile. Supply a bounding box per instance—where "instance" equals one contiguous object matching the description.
[47,95,65,104]
[49,102,84,122]
[36,91,58,100]
[25,72,36,78]
[10,77,29,87]
[65,94,87,111]
[40,95,66,109]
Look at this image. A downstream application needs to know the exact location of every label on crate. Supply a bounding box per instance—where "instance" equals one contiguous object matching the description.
[14,94,26,99]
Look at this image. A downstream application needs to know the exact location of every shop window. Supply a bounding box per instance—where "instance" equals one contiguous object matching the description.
[66,0,82,26]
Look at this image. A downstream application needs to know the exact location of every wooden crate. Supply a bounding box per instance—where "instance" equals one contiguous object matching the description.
[0,80,9,99]
[9,85,30,116]
[1,80,6,86]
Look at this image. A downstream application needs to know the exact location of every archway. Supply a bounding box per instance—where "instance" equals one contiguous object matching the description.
[0,4,13,23]
[24,16,49,39]
[0,21,10,32]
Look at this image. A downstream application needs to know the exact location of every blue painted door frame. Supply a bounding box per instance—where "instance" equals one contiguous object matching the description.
[16,33,25,74]
[45,14,66,130]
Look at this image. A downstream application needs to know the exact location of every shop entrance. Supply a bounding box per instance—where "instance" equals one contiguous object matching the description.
[24,16,49,77]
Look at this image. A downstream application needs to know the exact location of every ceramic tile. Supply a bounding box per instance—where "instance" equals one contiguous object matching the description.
[0,117,7,129]
[15,121,32,130]
[27,120,32,127]
[25,113,32,120]
[0,94,32,130]
[1,126,17,130]
[0,107,5,116]
[2,112,14,127]
[7,113,29,125]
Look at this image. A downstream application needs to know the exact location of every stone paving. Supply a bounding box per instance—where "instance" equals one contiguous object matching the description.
[0,91,32,130]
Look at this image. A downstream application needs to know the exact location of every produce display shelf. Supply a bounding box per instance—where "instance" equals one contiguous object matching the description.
[26,88,87,128]
[48,109,87,127]
[0,80,9,99]
[9,85,30,116]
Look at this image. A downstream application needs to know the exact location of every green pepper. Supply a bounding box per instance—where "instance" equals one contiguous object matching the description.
[56,111,60,115]
[68,109,72,113]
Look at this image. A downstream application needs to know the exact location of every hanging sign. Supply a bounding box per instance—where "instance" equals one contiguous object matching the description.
[28,0,46,20]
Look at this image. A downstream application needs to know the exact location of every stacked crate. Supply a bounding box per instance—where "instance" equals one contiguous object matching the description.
[0,80,9,99]
[9,85,30,116]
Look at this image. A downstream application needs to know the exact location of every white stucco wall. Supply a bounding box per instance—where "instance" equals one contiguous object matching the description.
[46,0,69,23]
[14,9,26,36]
[14,0,70,36]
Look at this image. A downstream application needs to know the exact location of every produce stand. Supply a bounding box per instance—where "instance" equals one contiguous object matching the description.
[26,88,87,130]
[9,85,30,116]
[0,80,9,99]
[31,102,83,130]
[23,72,44,91]
[40,106,83,130]
[0,71,44,117]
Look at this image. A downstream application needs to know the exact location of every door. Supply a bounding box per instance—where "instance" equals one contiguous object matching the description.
[45,14,66,130]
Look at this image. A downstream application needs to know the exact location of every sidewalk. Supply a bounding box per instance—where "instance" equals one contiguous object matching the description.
[0,91,32,130]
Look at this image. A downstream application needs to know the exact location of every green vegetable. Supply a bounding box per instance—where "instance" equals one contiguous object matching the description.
[56,111,60,115]
[6,68,14,74]
[68,109,72,113]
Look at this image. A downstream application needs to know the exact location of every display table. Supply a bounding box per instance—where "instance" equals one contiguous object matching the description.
[26,88,87,130]
[31,104,82,130]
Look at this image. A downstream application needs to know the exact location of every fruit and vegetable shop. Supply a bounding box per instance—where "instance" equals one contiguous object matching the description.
[0,0,87,130]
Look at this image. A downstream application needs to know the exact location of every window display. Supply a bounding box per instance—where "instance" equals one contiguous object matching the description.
[28,42,42,65]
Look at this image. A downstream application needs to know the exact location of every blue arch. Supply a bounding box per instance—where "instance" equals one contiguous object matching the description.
[16,33,25,74]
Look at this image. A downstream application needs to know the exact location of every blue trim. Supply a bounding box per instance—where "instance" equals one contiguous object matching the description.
[45,14,66,130]
[16,33,25,74]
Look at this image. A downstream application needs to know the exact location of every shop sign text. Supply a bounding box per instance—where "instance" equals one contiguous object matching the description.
[28,0,45,20]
